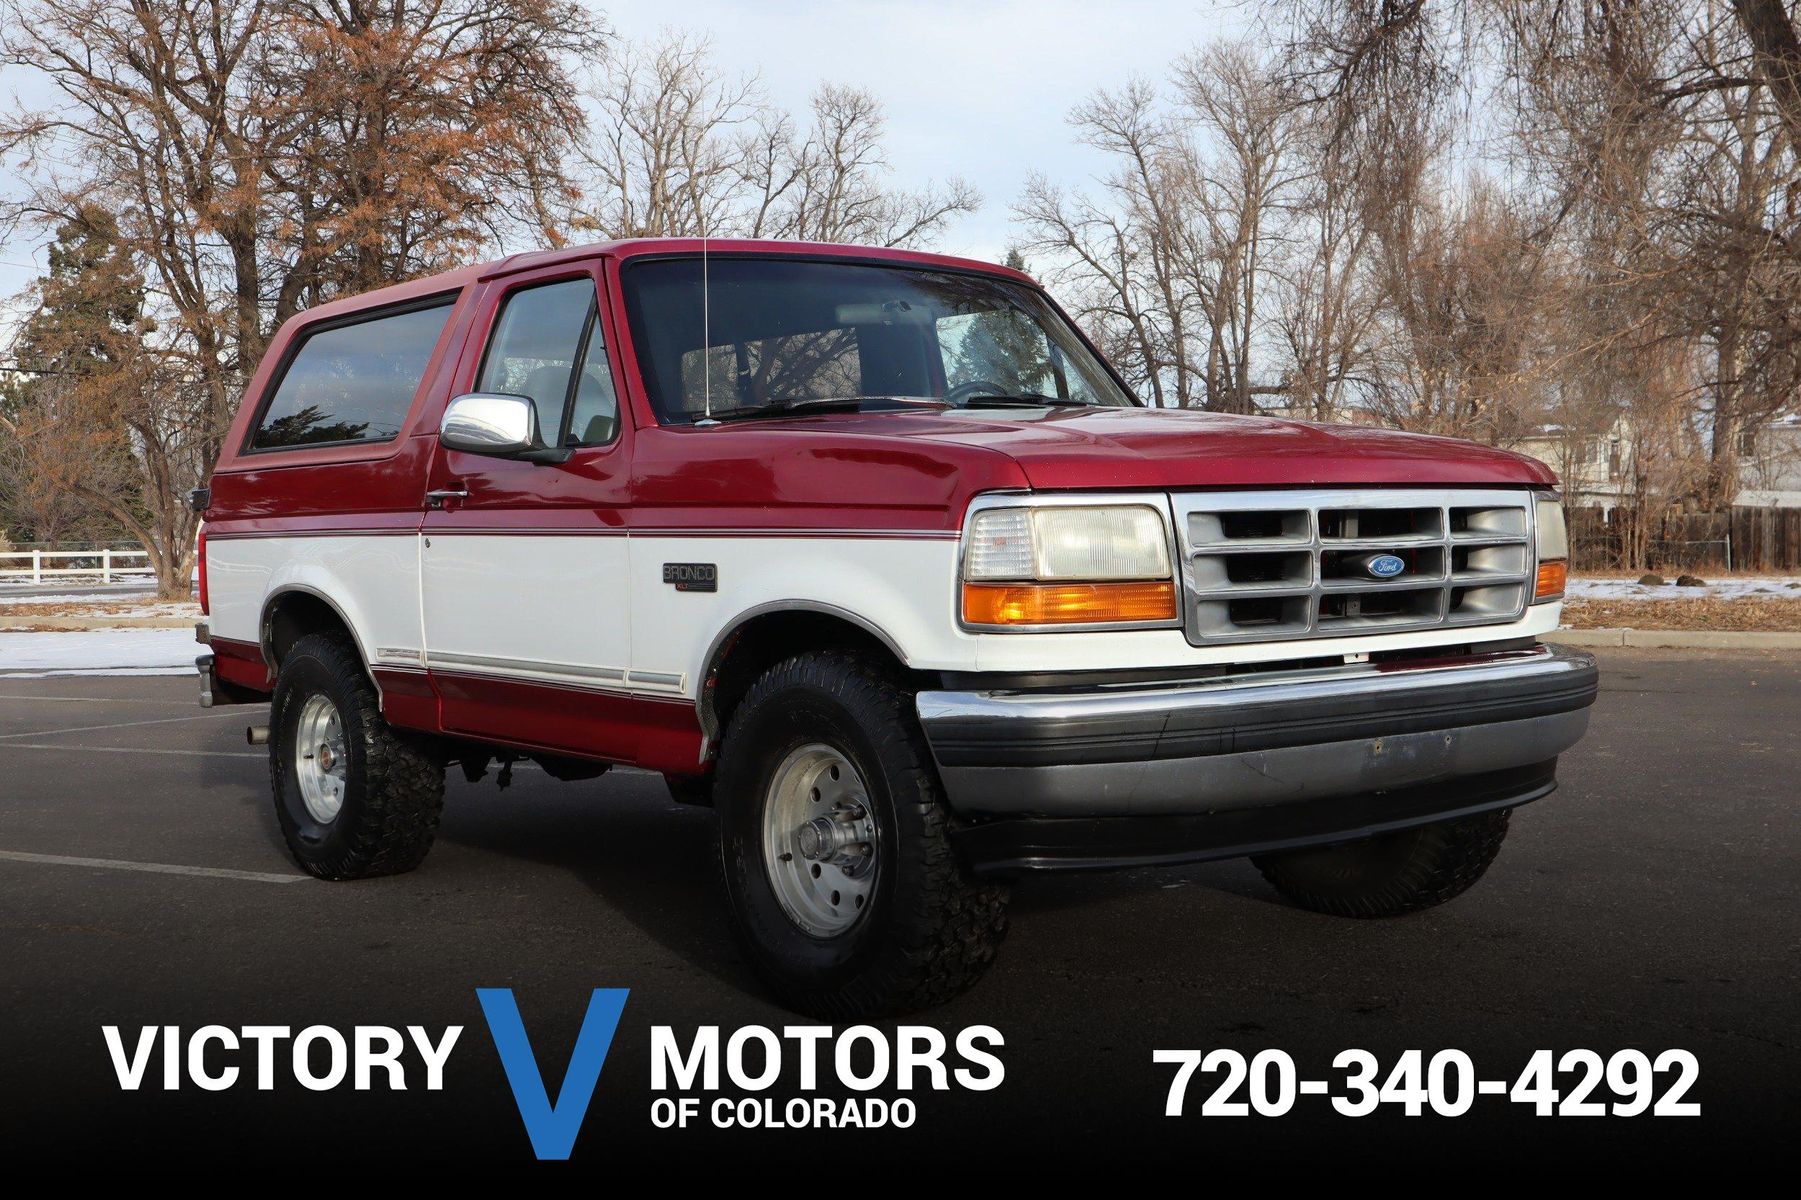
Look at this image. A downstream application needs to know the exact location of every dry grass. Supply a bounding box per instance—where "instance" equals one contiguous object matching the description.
[0,600,195,618]
[1563,596,1801,631]
[1576,569,1796,581]
[0,602,104,618]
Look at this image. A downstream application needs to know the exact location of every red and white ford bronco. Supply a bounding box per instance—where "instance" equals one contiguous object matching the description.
[195,238,1597,1016]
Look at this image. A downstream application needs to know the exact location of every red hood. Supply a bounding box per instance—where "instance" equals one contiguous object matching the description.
[779,406,1558,490]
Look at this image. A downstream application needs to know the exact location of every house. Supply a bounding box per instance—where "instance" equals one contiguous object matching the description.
[1512,420,1635,511]
[1515,414,1801,510]
[1738,414,1801,507]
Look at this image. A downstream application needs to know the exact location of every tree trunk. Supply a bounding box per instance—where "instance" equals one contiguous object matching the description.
[1733,1,1801,152]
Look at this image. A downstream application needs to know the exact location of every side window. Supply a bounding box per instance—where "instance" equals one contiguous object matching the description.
[251,301,452,450]
[566,314,619,447]
[478,277,616,447]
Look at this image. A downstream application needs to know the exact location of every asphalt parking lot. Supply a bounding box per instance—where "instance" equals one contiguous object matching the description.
[1,646,1796,1175]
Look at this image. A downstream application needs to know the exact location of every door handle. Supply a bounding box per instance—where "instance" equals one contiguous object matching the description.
[425,485,470,509]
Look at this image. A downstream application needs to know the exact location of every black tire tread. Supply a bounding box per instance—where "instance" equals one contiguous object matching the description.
[718,649,1007,1018]
[1252,809,1511,918]
[271,632,444,880]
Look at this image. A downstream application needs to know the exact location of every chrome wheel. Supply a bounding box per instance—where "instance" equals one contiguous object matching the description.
[762,743,878,938]
[294,693,349,824]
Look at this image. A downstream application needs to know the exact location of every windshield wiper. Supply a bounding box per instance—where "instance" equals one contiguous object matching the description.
[695,396,941,423]
[958,392,1090,409]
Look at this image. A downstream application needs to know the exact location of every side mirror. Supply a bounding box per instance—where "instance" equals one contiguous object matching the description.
[439,393,570,464]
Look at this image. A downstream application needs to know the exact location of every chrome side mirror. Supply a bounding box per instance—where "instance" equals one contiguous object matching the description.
[439,393,569,464]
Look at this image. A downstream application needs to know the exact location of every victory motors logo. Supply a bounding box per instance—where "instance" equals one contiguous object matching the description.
[101,988,1004,1161]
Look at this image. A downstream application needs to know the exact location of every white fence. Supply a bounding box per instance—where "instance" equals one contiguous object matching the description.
[0,548,154,585]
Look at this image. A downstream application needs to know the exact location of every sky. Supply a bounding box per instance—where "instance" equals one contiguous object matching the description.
[597,0,1248,261]
[0,0,1248,334]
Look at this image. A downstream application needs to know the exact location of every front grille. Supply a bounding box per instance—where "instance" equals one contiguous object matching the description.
[1173,488,1535,645]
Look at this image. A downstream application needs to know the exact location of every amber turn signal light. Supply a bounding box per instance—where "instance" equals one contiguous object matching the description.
[962,580,1178,626]
[1535,559,1568,600]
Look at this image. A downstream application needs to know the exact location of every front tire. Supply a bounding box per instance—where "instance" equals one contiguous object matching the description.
[270,633,445,880]
[1251,809,1512,918]
[714,650,1008,1018]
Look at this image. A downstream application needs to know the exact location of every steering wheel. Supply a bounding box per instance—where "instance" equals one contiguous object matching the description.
[944,378,1011,407]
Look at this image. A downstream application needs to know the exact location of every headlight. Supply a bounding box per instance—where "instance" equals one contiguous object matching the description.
[962,503,1177,627]
[1533,496,1568,603]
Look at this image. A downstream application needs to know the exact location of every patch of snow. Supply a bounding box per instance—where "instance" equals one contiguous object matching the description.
[1567,576,1801,601]
[0,629,201,676]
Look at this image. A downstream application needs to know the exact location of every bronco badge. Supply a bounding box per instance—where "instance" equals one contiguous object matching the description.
[663,562,719,592]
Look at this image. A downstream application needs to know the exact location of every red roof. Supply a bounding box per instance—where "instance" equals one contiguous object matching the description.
[297,237,1035,323]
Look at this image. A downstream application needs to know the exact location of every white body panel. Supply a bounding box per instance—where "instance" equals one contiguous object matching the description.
[209,528,1564,707]
[626,535,965,688]
[207,533,422,668]
[627,533,1564,696]
[420,533,633,688]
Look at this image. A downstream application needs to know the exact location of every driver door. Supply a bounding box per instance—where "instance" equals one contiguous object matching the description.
[419,263,637,760]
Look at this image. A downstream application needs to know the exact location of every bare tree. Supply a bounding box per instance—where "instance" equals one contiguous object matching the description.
[582,32,764,239]
[1174,43,1301,413]
[580,32,977,247]
[1015,43,1300,412]
[0,0,604,596]
[1268,106,1381,420]
[1016,79,1198,406]
[1362,180,1556,438]
[1262,0,1801,510]
[1732,0,1801,149]
[763,84,979,246]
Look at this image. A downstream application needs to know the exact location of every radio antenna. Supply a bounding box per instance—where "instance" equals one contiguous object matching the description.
[698,228,716,425]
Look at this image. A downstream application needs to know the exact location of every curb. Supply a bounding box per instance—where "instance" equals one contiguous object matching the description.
[1550,627,1801,650]
[0,616,196,631]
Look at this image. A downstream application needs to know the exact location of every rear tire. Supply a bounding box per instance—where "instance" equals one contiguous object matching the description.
[269,632,444,880]
[714,650,1008,1018]
[1251,809,1512,918]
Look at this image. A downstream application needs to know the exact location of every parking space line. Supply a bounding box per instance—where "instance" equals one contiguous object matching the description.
[0,742,260,759]
[0,693,196,705]
[0,849,305,884]
[0,709,258,741]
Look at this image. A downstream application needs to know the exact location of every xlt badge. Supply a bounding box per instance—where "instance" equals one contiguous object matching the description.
[663,562,718,592]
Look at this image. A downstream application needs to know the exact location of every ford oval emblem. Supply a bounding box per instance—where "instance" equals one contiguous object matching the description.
[1367,554,1407,579]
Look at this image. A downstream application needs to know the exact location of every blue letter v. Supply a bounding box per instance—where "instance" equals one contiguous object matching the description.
[478,987,629,1160]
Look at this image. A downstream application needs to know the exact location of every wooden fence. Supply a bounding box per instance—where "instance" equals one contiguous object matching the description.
[1569,505,1801,571]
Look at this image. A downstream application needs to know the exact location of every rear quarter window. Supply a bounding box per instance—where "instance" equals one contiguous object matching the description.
[249,299,454,451]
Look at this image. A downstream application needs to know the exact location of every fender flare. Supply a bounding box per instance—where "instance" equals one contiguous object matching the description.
[258,584,380,690]
[694,599,910,741]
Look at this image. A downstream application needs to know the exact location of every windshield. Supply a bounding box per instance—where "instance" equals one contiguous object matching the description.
[620,257,1137,423]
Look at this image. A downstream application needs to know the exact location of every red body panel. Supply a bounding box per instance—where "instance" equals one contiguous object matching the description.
[210,635,271,691]
[205,237,1559,773]
[899,406,1556,489]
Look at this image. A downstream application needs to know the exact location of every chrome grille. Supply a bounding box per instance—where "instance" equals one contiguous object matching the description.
[1173,488,1534,645]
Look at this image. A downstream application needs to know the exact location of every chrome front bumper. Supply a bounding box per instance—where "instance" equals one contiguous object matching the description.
[916,644,1597,818]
